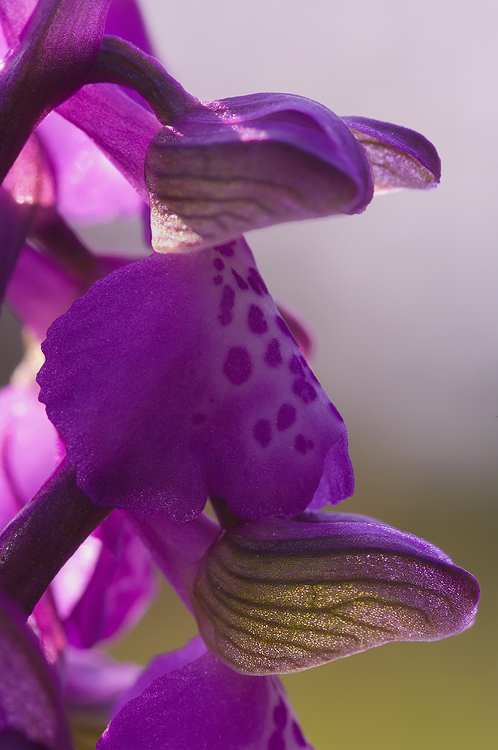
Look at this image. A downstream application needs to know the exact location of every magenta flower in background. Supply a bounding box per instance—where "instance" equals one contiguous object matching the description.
[0,0,479,747]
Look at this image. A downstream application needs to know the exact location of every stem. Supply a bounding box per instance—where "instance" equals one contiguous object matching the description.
[88,35,198,125]
[0,458,112,616]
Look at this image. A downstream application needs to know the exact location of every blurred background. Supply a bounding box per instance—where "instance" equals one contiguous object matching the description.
[1,0,496,747]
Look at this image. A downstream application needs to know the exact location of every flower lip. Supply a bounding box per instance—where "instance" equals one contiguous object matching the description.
[37,238,354,522]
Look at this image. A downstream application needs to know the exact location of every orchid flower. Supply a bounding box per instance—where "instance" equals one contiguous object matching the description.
[90,501,478,748]
[0,0,479,747]
[34,53,441,523]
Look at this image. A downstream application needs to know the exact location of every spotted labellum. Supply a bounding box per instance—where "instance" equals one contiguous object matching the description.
[0,0,479,747]
[38,236,353,521]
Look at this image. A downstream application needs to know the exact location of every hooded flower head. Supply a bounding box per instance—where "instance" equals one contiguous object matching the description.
[35,48,440,523]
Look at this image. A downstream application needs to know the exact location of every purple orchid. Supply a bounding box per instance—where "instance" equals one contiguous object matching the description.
[0,0,479,747]
[90,502,478,748]
[129,505,478,675]
[35,93,441,522]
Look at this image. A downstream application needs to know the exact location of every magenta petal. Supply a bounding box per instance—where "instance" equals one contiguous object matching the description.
[104,0,154,55]
[36,114,143,223]
[63,646,141,716]
[57,84,161,203]
[0,384,62,518]
[111,636,207,716]
[6,245,83,342]
[0,591,73,749]
[147,94,373,250]
[127,511,219,613]
[38,237,353,520]
[0,0,37,49]
[98,637,312,750]
[7,246,136,341]
[342,116,441,192]
[62,511,157,649]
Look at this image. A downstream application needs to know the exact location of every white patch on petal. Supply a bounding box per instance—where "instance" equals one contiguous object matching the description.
[52,536,102,619]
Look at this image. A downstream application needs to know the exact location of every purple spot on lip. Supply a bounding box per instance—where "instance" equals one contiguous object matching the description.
[232,269,249,290]
[289,355,304,377]
[295,434,313,454]
[213,258,225,271]
[292,721,307,747]
[213,275,223,285]
[219,285,235,326]
[268,732,285,750]
[192,413,207,425]
[216,241,236,257]
[223,347,252,385]
[293,379,317,404]
[253,419,271,447]
[273,701,288,730]
[277,403,296,431]
[265,339,283,367]
[248,304,268,334]
[248,267,268,295]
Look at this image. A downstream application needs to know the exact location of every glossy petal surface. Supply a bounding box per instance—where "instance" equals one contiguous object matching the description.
[193,511,480,674]
[98,637,312,750]
[38,237,353,520]
[343,116,441,193]
[147,94,373,250]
